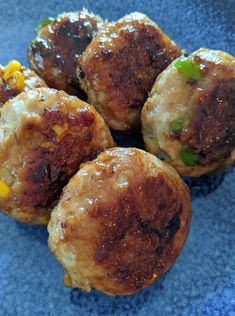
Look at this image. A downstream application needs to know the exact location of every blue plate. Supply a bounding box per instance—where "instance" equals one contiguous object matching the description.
[0,1,234,315]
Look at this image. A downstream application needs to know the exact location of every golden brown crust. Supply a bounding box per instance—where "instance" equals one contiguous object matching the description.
[78,12,182,130]
[48,147,191,295]
[28,10,105,98]
[0,88,114,224]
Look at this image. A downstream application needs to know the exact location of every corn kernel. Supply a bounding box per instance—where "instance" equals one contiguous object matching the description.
[14,71,25,90]
[0,66,3,78]
[7,77,17,89]
[0,179,10,198]
[7,71,25,91]
[64,274,72,287]
[41,142,51,148]
[37,214,50,225]
[52,124,68,136]
[3,60,22,81]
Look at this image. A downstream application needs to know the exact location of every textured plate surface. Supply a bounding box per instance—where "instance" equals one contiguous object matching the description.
[0,0,234,315]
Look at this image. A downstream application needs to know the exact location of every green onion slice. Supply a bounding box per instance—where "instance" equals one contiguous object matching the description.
[36,17,54,32]
[180,145,200,166]
[174,57,203,81]
[170,118,184,134]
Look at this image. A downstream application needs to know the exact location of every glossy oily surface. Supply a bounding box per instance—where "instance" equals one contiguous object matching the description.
[0,88,114,224]
[48,148,191,295]
[142,48,235,176]
[0,0,234,315]
[28,9,104,99]
[78,12,181,131]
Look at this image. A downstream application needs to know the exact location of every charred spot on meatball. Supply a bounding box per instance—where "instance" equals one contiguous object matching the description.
[20,108,97,209]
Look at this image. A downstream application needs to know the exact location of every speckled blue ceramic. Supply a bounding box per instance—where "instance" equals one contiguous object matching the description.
[0,1,234,315]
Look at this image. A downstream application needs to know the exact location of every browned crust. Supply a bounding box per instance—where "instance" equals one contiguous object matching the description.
[19,109,100,209]
[91,175,188,294]
[28,10,104,98]
[53,148,191,295]
[78,16,182,130]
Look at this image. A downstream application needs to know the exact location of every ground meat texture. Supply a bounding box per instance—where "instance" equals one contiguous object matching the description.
[141,48,235,176]
[78,12,182,131]
[28,9,105,99]
[48,147,191,296]
[0,88,114,225]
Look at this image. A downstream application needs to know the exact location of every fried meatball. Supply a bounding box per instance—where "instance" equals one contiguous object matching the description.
[142,48,235,176]
[0,88,114,225]
[77,12,182,131]
[28,9,105,98]
[48,147,191,296]
[0,60,46,107]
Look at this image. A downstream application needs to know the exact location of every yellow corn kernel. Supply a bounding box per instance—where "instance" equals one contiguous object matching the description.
[41,141,51,148]
[37,214,50,225]
[0,66,3,78]
[3,60,22,81]
[7,77,17,89]
[64,274,72,287]
[14,71,25,90]
[0,179,10,198]
[52,124,68,136]
[5,71,25,91]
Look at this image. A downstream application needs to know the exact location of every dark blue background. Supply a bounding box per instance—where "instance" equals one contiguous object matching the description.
[0,0,234,315]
